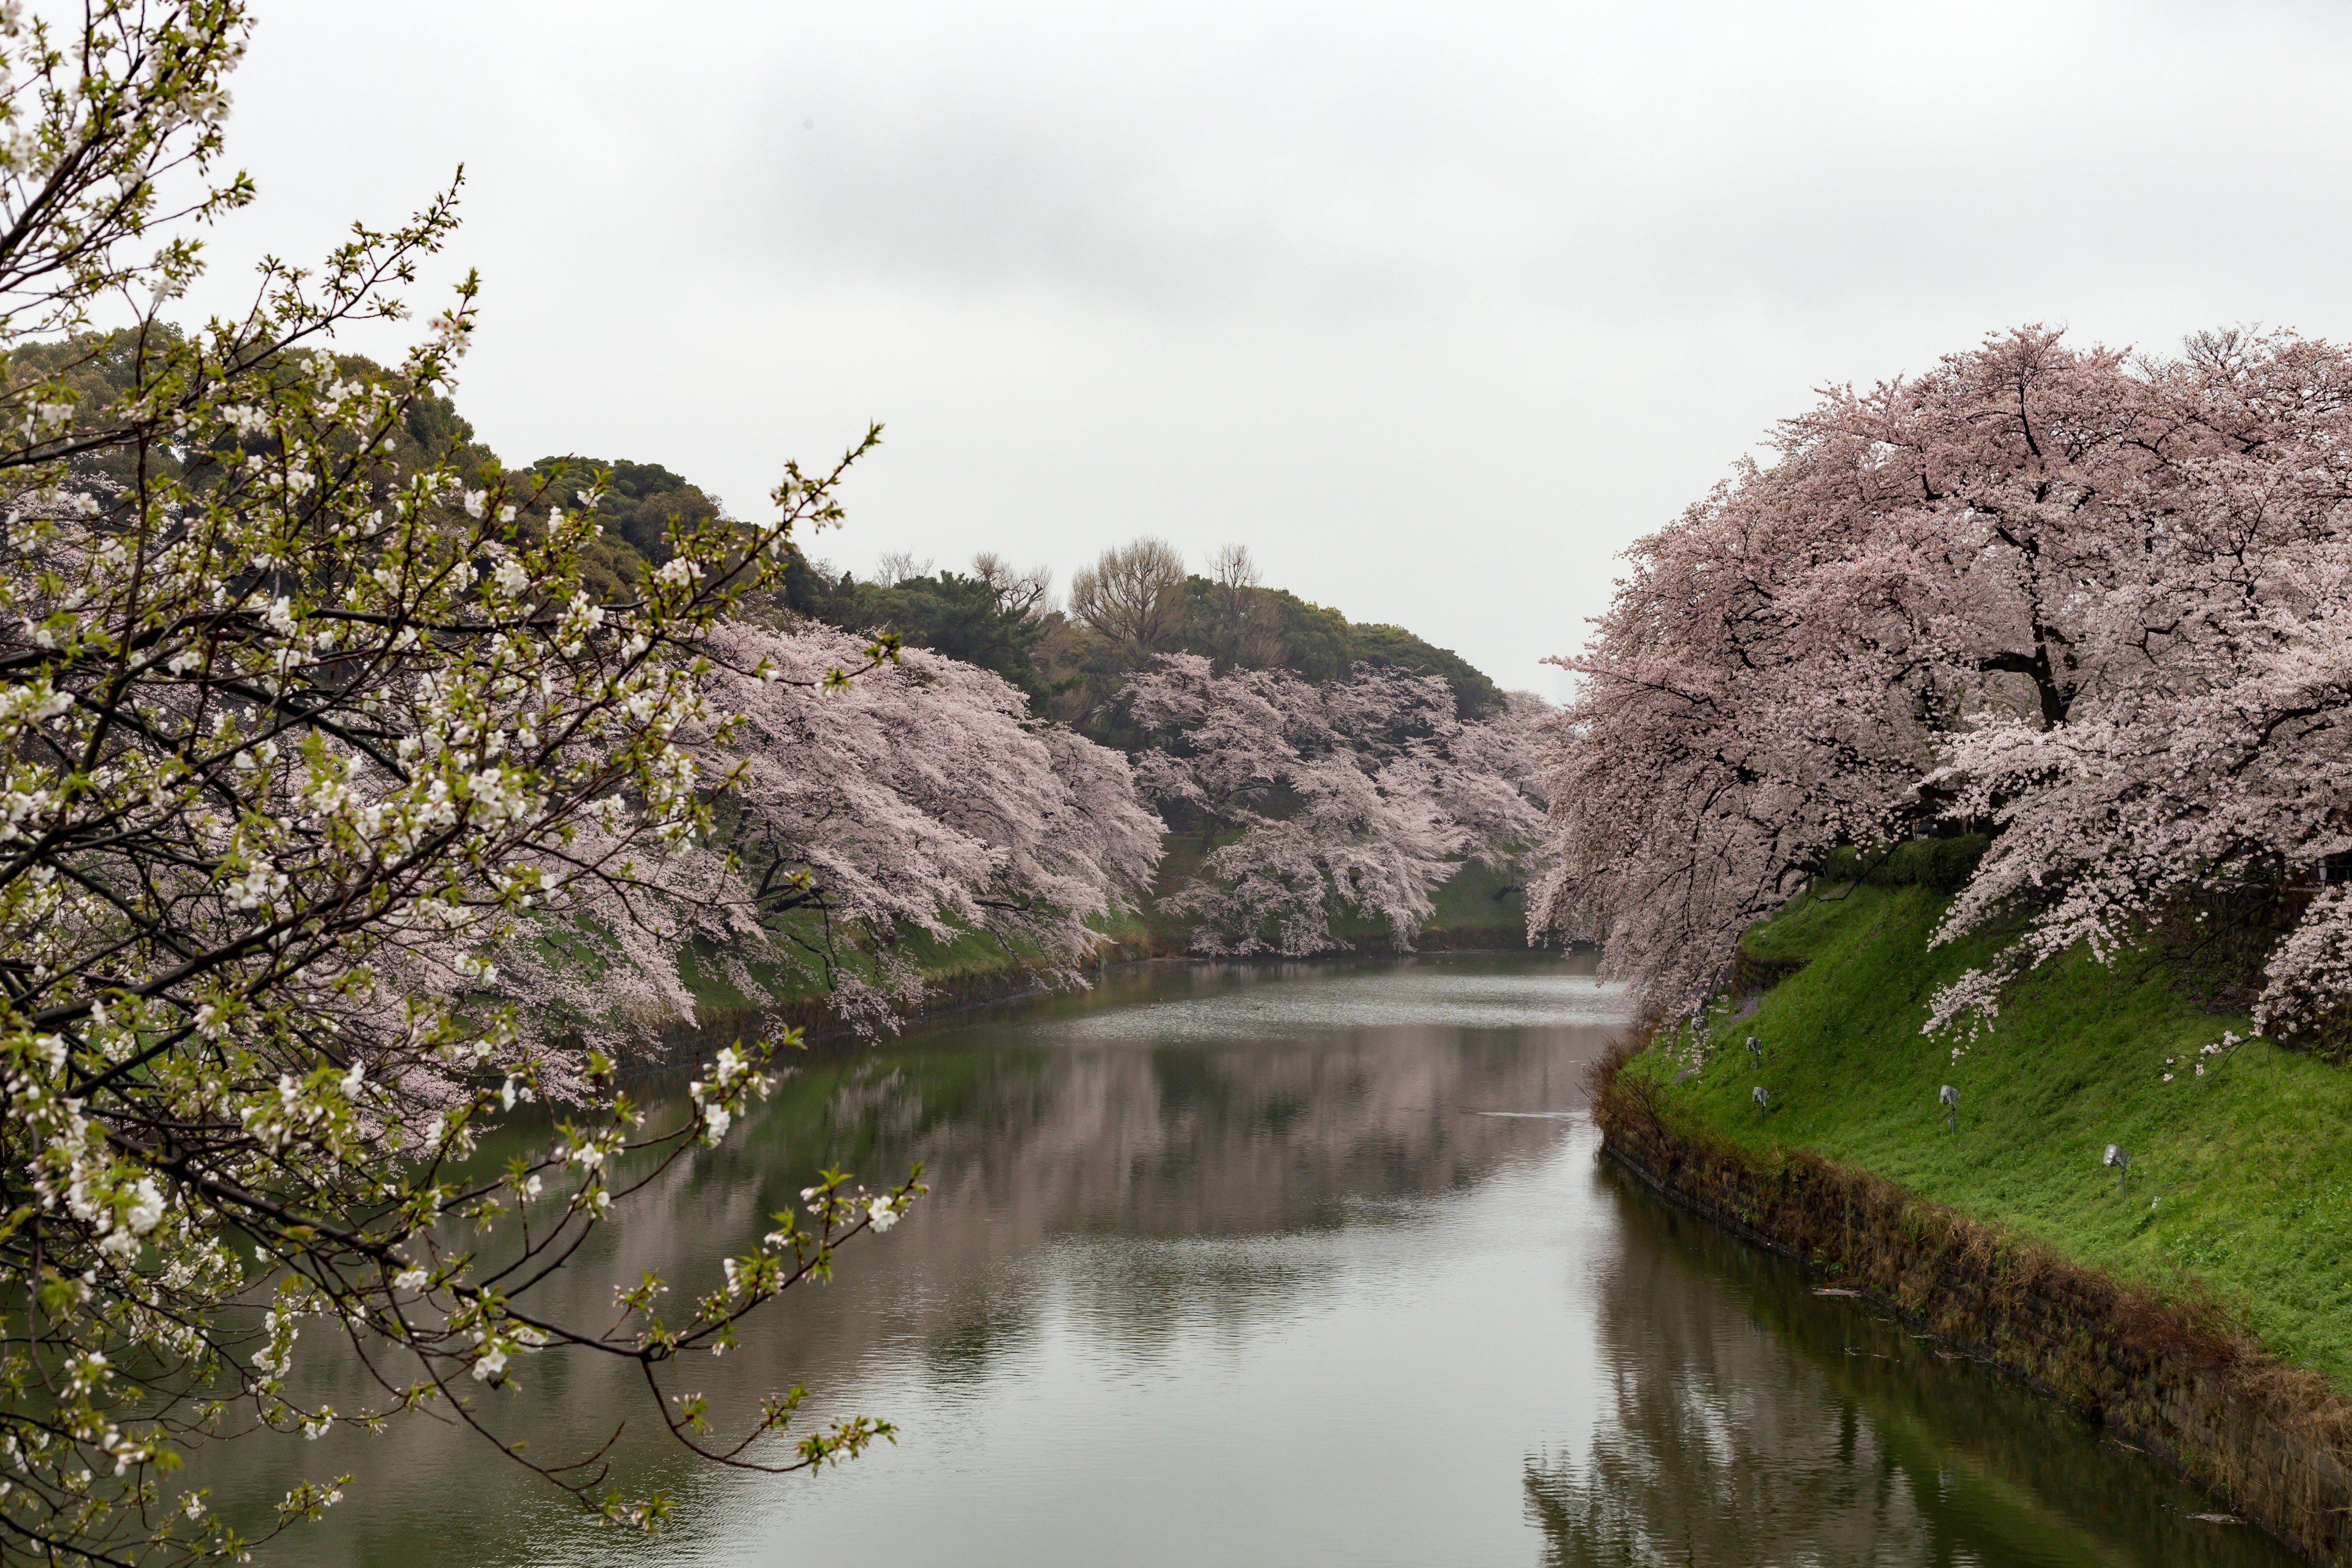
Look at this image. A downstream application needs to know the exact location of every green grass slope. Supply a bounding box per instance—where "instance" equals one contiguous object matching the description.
[1637,882,2352,1387]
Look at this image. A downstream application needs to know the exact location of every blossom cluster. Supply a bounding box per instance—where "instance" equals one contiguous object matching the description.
[1119,655,1551,956]
[1539,325,2352,1044]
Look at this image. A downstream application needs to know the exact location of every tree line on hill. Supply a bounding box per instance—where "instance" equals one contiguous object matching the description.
[34,309,1508,739]
[21,314,1544,978]
[35,325,1508,747]
[15,325,1546,979]
[778,533,1505,732]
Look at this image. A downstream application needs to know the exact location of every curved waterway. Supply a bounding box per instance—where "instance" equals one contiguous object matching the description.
[213,954,2297,1566]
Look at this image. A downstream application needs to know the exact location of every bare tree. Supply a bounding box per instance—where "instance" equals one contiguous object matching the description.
[1201,543,1286,669]
[1069,537,1188,650]
[873,548,934,586]
[971,550,1056,618]
[1210,542,1260,598]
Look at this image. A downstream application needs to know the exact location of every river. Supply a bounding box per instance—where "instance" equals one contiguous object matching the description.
[200,953,2298,1566]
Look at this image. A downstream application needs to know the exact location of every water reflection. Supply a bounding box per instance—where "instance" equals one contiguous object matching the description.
[1531,1168,2290,1568]
[182,956,2297,1567]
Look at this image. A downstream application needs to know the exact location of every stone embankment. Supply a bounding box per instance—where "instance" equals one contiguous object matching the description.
[1593,1050,2352,1566]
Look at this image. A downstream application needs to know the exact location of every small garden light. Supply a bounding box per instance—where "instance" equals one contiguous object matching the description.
[1753,1085,1771,1117]
[1939,1084,1959,1134]
[1746,1035,1764,1066]
[2104,1144,2130,1197]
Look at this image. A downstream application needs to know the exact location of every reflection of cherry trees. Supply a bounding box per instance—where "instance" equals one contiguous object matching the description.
[200,963,1611,1561]
[1120,655,1550,954]
[1539,326,2352,1035]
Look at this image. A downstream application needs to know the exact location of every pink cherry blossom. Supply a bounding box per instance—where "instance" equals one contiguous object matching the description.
[1539,324,2352,1039]
[1121,655,1550,955]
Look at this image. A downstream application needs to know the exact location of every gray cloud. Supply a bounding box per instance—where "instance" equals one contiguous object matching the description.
[182,0,2352,690]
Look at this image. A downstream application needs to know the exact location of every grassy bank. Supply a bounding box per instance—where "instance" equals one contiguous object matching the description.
[1633,880,2352,1388]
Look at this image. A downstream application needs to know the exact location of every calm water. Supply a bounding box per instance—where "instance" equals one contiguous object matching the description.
[202,955,2297,1566]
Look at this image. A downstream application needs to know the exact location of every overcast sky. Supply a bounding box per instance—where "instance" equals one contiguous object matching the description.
[181,0,2352,694]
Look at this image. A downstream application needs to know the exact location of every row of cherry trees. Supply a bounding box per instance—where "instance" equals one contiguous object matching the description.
[495,635,1555,1042]
[1537,325,2352,1040]
[636,632,1552,993]
[454,627,1550,1064]
[1119,655,1550,955]
[462,619,1167,1054]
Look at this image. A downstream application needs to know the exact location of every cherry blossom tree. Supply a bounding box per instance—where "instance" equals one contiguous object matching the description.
[1531,412,1954,1010]
[483,619,1163,1040]
[1120,655,1548,955]
[1917,330,2352,1041]
[1539,323,2352,1042]
[0,4,935,1559]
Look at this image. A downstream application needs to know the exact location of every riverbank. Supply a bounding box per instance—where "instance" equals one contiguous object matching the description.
[660,848,1544,1060]
[1600,878,2352,1562]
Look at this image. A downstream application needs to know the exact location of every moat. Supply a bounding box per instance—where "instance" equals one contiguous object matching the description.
[207,955,2296,1566]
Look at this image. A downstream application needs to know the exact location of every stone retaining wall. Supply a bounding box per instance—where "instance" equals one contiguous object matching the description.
[1594,1055,2352,1565]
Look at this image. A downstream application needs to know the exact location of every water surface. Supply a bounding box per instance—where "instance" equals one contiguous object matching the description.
[208,956,2296,1566]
